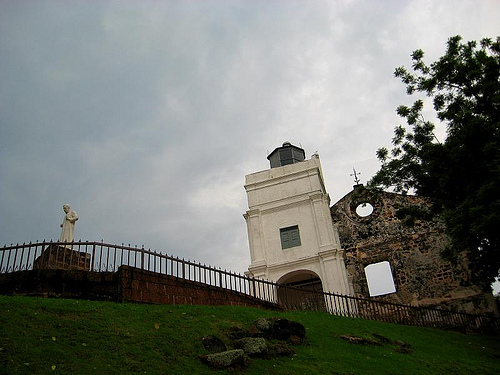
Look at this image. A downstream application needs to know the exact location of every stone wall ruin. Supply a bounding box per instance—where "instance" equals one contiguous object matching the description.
[330,184,497,315]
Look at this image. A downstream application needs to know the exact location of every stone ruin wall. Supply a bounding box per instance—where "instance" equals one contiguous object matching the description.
[330,185,497,315]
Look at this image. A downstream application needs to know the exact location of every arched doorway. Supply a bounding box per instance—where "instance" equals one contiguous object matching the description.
[277,270,325,310]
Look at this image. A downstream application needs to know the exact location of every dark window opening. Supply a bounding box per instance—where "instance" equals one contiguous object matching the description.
[279,149,293,165]
[280,225,301,249]
[278,148,304,166]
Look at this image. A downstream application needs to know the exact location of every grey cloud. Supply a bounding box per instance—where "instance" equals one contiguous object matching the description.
[1,1,499,275]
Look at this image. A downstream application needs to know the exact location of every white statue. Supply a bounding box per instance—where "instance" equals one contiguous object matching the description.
[59,204,78,243]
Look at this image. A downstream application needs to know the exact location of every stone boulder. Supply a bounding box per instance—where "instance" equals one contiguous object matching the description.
[271,318,306,340]
[254,317,272,332]
[228,326,250,340]
[340,334,381,346]
[201,335,227,353]
[200,349,245,369]
[250,317,306,341]
[234,337,268,357]
[200,317,307,370]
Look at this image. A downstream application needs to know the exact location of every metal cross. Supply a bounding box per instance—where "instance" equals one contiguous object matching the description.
[350,168,361,185]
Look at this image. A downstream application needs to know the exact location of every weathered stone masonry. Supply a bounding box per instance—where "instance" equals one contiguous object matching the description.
[330,185,497,315]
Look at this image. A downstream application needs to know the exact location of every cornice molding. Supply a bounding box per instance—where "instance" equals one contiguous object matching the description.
[245,166,322,192]
[248,191,330,214]
[265,254,322,272]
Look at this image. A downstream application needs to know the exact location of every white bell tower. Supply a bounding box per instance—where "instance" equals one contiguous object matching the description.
[244,142,351,295]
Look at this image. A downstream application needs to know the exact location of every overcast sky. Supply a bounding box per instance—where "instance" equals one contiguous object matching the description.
[1,1,499,286]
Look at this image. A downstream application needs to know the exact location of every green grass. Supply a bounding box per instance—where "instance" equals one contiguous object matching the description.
[1,296,499,374]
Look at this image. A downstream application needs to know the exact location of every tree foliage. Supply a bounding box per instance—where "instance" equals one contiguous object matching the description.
[369,36,500,289]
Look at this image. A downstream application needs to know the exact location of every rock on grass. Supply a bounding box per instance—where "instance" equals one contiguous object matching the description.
[200,349,245,369]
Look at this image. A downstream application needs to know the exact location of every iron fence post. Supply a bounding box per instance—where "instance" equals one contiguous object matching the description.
[91,243,96,272]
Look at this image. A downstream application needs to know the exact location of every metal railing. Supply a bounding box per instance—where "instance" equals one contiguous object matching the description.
[0,240,259,296]
[1,240,498,333]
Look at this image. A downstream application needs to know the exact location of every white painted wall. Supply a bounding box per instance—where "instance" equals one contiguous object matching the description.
[244,154,352,295]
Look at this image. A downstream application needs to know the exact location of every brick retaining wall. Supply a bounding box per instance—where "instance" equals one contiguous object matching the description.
[0,266,278,310]
[0,269,119,301]
[118,266,276,308]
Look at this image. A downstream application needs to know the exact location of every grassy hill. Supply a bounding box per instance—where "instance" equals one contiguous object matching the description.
[0,296,499,374]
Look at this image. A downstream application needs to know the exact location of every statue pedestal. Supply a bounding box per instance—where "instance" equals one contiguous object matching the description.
[34,244,91,271]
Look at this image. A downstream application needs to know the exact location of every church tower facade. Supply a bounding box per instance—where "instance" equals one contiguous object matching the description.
[244,142,351,296]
